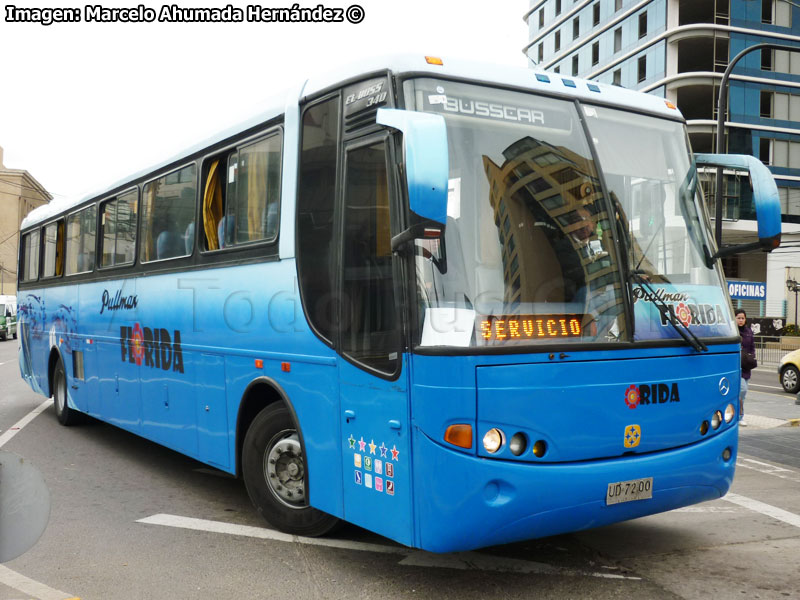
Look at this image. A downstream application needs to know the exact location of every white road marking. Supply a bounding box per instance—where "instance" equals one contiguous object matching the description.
[137,513,404,554]
[0,399,51,449]
[672,506,741,513]
[0,400,77,600]
[0,565,75,600]
[138,513,640,579]
[725,493,800,529]
[737,457,800,484]
[747,389,793,399]
[398,551,641,579]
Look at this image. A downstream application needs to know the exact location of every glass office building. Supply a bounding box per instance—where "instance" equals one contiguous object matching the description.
[525,0,800,319]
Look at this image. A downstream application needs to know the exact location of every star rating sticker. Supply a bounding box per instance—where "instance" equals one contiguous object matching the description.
[347,434,356,449]
[358,436,367,452]
[379,442,388,457]
[390,444,399,461]
[368,439,377,455]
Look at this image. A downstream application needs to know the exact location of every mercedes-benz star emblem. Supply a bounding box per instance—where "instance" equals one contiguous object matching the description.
[719,377,730,396]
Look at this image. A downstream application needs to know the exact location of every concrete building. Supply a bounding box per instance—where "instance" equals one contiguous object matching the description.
[525,0,800,322]
[0,146,52,295]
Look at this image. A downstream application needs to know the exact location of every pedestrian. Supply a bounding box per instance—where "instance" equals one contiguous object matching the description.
[737,309,756,425]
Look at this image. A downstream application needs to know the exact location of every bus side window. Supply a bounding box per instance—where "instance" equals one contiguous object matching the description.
[297,96,340,344]
[42,219,65,279]
[205,131,282,251]
[202,158,225,250]
[20,230,40,282]
[341,139,400,375]
[100,190,137,268]
[66,204,97,275]
[140,164,196,263]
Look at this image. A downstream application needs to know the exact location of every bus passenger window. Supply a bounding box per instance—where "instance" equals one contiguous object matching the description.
[204,130,281,251]
[42,219,65,278]
[20,230,40,282]
[140,164,197,262]
[66,204,97,275]
[100,190,137,267]
[203,159,224,250]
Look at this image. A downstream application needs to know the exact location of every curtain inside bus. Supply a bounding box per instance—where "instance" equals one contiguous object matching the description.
[204,159,223,250]
[55,221,64,277]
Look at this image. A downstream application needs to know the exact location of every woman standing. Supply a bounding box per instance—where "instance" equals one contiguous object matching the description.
[737,309,756,425]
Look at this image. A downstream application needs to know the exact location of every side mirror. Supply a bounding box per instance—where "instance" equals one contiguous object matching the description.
[695,153,781,259]
[376,108,449,250]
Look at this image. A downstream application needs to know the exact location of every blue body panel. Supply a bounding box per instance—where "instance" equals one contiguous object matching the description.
[18,272,741,552]
[408,347,739,551]
[17,259,346,520]
[412,424,736,553]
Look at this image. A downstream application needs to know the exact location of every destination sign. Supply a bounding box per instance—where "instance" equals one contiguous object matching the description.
[478,314,584,342]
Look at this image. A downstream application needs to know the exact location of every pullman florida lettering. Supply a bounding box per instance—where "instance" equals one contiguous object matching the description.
[5,4,353,25]
[121,323,184,374]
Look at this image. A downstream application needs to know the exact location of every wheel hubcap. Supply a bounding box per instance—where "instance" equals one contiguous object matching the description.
[264,431,305,508]
[785,370,797,390]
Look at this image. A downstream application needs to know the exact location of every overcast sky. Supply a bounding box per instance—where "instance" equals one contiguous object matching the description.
[0,0,529,201]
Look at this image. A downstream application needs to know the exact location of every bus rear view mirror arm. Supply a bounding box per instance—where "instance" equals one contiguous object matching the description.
[695,153,782,265]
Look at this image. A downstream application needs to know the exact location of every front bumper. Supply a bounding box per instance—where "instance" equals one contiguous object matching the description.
[412,425,737,552]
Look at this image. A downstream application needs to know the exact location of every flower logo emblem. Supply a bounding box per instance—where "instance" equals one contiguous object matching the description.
[675,302,692,328]
[131,323,145,366]
[624,384,640,409]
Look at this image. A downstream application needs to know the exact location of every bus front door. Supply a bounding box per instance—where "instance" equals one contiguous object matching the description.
[338,136,414,547]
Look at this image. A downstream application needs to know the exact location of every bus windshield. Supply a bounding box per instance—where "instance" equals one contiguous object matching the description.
[404,78,735,347]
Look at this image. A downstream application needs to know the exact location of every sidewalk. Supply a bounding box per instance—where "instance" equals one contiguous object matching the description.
[741,414,800,429]
[744,365,800,429]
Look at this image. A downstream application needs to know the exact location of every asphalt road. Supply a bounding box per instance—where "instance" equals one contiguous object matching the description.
[1,340,799,600]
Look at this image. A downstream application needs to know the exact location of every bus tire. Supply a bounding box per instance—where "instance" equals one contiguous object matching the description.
[52,358,79,426]
[242,403,340,537]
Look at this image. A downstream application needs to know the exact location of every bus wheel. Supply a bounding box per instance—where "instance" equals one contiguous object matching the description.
[52,359,79,426]
[242,403,340,537]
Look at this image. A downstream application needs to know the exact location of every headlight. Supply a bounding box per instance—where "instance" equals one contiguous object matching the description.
[724,403,735,423]
[711,410,722,430]
[483,428,504,453]
[509,433,527,456]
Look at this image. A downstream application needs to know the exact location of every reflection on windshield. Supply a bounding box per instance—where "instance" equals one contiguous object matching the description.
[583,106,736,341]
[407,79,625,347]
[405,78,735,348]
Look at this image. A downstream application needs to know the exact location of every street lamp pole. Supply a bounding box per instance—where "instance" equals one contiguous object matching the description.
[715,42,800,248]
[787,278,800,327]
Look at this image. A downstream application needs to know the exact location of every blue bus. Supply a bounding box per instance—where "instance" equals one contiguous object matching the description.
[17,55,781,553]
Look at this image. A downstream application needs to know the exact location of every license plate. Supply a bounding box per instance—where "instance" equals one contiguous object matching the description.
[606,477,653,505]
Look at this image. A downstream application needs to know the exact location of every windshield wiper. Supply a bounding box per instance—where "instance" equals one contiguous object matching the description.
[630,270,708,353]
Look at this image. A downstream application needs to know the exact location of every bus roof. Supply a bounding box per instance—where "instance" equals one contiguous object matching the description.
[22,54,682,230]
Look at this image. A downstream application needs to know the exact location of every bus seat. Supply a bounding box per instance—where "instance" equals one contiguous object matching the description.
[156,231,181,260]
[264,201,278,239]
[184,222,195,255]
[218,216,235,248]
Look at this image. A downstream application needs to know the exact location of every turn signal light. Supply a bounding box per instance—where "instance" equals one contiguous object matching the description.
[665,100,678,110]
[425,56,444,65]
[444,424,473,449]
